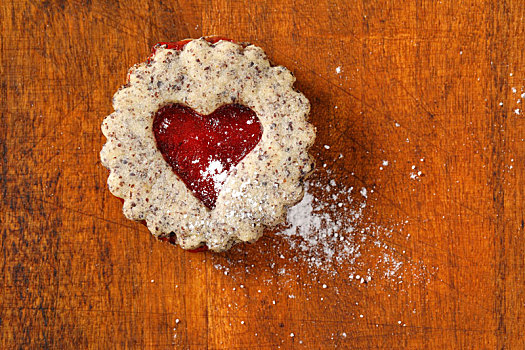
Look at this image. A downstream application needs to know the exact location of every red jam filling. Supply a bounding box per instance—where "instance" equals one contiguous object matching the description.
[153,103,262,209]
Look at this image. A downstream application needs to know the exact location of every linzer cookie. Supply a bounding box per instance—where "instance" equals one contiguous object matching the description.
[100,37,316,252]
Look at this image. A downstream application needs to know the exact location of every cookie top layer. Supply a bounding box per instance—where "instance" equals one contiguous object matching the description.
[100,38,316,251]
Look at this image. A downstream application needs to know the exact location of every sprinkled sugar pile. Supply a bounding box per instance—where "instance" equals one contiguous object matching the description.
[200,159,228,193]
[277,180,367,270]
[212,156,427,287]
[274,164,408,279]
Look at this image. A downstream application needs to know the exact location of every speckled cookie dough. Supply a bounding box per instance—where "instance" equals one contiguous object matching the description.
[100,38,316,252]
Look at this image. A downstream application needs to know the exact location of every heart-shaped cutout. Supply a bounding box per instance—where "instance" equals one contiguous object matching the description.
[153,103,262,209]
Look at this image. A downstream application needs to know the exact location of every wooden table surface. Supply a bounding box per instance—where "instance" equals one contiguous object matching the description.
[2,0,525,348]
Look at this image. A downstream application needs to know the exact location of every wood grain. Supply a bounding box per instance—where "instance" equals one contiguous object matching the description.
[1,0,525,348]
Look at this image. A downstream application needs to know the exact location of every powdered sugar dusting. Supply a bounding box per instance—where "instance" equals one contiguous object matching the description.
[200,158,228,192]
[274,166,412,280]
[212,157,430,287]
[277,182,365,270]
